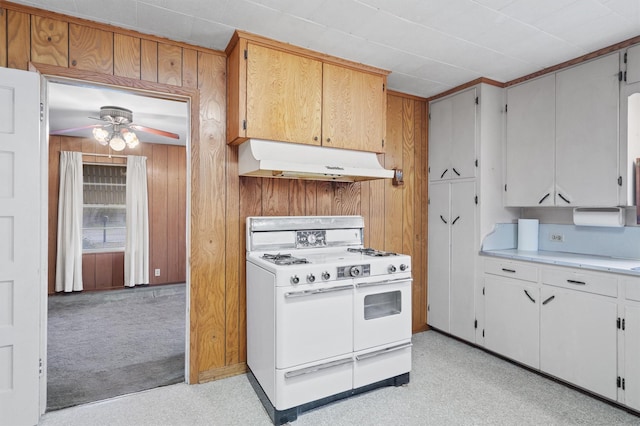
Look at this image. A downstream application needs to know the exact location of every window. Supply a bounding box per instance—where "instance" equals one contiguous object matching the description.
[82,164,126,252]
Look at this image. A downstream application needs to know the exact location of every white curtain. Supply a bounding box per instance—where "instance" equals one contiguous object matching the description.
[125,155,150,287]
[55,151,84,292]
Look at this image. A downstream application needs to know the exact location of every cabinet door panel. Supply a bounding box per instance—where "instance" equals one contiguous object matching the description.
[449,181,476,342]
[427,183,450,332]
[625,305,640,411]
[485,277,539,368]
[626,44,640,85]
[246,43,322,145]
[428,97,452,181]
[505,74,555,206]
[555,53,619,206]
[540,286,617,400]
[450,88,477,180]
[322,64,385,152]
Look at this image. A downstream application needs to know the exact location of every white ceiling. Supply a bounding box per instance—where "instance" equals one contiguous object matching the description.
[10,0,640,98]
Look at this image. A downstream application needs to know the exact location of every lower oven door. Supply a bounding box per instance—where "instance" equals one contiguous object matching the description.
[353,275,412,351]
[354,340,412,388]
[275,354,353,410]
[276,282,354,368]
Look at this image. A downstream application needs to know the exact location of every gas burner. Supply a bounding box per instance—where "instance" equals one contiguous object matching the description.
[262,253,310,265]
[347,248,399,257]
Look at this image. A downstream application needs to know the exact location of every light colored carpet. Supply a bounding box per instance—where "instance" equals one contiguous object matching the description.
[40,330,639,425]
[47,284,186,411]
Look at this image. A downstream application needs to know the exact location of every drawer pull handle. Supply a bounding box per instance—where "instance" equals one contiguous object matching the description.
[501,268,516,273]
[524,290,536,303]
[567,279,586,285]
[542,295,555,305]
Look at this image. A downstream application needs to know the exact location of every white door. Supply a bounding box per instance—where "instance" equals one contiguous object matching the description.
[449,88,476,180]
[428,97,451,181]
[449,181,476,343]
[427,182,450,331]
[625,305,640,411]
[555,53,620,207]
[485,277,540,369]
[0,67,42,425]
[504,74,555,206]
[540,286,617,400]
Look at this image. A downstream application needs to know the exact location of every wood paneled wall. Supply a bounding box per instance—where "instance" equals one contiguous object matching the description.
[48,136,187,294]
[0,1,429,384]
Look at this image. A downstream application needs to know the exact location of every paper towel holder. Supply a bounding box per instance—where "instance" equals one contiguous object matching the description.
[573,207,624,227]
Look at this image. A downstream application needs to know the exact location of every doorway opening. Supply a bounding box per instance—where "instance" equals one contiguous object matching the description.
[44,77,191,410]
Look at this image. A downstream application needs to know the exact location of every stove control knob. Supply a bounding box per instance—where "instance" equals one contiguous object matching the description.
[307,273,316,283]
[321,271,331,280]
[350,266,362,277]
[291,275,300,285]
[388,265,397,273]
[400,264,408,271]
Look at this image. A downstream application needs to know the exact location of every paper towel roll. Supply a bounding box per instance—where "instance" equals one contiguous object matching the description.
[517,219,539,251]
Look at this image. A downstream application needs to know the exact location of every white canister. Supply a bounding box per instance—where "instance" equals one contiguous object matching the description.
[517,219,539,251]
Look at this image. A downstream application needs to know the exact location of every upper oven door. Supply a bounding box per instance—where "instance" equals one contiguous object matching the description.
[353,275,412,351]
[276,281,354,369]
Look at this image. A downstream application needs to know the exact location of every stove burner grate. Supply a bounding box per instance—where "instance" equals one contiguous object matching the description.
[347,247,399,257]
[262,253,310,265]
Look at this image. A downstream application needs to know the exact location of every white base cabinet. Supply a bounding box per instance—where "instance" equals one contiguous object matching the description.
[624,305,640,411]
[540,284,618,400]
[485,276,539,369]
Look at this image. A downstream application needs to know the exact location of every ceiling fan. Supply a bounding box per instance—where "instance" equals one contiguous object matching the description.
[50,105,180,151]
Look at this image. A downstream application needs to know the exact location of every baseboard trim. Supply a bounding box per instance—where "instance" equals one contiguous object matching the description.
[198,362,247,383]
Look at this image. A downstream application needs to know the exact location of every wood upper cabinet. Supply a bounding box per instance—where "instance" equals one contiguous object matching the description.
[226,32,388,152]
[245,42,323,146]
[322,63,386,152]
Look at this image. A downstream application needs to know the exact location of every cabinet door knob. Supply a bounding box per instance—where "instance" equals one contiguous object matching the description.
[326,138,331,143]
[314,136,318,141]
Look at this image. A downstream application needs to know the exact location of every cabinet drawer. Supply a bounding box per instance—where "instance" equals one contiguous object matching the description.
[624,278,640,302]
[541,268,617,298]
[485,259,538,282]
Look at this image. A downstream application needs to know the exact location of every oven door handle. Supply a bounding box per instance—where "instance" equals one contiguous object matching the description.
[284,357,354,379]
[355,342,413,361]
[284,284,354,298]
[355,277,413,288]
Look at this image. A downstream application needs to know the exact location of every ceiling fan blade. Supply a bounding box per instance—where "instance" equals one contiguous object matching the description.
[50,124,104,135]
[130,124,180,139]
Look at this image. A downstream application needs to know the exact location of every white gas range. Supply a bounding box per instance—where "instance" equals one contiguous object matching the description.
[246,215,412,425]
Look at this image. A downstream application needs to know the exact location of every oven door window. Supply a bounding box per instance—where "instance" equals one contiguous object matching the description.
[364,290,401,320]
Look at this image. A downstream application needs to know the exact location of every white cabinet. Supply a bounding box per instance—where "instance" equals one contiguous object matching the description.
[626,44,640,85]
[429,88,477,181]
[484,260,540,369]
[505,53,621,207]
[624,304,640,411]
[504,74,555,206]
[555,53,620,207]
[427,180,476,342]
[539,271,618,400]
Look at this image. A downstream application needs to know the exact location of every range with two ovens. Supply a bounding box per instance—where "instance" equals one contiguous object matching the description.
[246,215,412,424]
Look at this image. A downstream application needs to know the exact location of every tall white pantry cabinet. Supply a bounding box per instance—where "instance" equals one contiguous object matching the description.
[427,83,516,344]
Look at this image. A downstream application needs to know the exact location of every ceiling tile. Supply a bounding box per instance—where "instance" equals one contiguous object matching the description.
[386,72,448,98]
[75,0,137,27]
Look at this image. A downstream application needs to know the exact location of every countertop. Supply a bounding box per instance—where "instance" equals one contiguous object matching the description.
[480,249,640,277]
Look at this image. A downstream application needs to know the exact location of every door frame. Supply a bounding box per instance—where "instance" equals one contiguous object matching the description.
[29,61,199,413]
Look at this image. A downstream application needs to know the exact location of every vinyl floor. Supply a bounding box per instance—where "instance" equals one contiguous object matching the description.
[39,330,640,425]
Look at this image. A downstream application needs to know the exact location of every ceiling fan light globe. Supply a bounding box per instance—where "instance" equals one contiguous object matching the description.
[92,127,110,144]
[109,135,126,151]
[123,130,139,148]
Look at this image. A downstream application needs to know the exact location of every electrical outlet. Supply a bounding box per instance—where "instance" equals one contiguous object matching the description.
[154,268,161,277]
[550,233,564,242]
